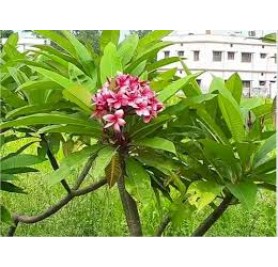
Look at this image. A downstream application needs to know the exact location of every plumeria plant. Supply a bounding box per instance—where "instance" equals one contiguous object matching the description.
[0,30,276,237]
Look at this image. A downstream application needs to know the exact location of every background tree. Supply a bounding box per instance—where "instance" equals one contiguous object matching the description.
[72,30,101,54]
[0,30,14,38]
[130,30,152,39]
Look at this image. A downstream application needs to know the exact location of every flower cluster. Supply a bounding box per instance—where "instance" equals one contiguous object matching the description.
[92,74,163,132]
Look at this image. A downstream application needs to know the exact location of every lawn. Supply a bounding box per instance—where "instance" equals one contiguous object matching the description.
[1,138,276,237]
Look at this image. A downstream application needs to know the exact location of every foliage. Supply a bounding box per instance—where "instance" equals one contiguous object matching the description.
[0,30,276,236]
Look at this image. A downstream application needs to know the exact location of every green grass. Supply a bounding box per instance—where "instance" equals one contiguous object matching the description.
[1,139,276,237]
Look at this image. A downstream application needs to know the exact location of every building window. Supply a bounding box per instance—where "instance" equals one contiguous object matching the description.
[213,51,222,62]
[178,51,184,57]
[248,31,256,37]
[259,81,266,86]
[196,79,201,85]
[241,52,252,63]
[227,52,235,60]
[164,51,170,58]
[242,80,251,88]
[260,53,267,59]
[262,45,265,49]
[193,51,200,61]
[261,72,264,76]
[230,44,233,48]
[180,43,183,46]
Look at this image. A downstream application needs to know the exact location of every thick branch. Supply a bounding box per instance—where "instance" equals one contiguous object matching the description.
[40,134,71,194]
[72,156,95,190]
[191,193,233,237]
[10,179,107,225]
[118,174,143,236]
[155,215,171,237]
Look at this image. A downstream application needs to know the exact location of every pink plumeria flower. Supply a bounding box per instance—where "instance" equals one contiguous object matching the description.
[107,92,129,109]
[140,86,155,98]
[134,99,151,117]
[103,109,126,132]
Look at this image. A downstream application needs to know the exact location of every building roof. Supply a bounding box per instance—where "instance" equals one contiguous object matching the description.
[163,33,276,46]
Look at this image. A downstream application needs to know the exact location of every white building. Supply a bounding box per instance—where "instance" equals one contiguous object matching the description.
[158,31,277,98]
[1,31,49,52]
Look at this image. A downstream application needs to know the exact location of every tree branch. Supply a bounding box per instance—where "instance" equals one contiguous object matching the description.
[72,156,95,190]
[155,215,171,236]
[8,179,107,227]
[117,163,143,236]
[191,193,233,237]
[40,134,71,194]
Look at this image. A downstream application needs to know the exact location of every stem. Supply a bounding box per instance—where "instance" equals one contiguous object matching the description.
[72,156,95,190]
[40,134,71,194]
[7,179,106,235]
[155,215,171,237]
[191,193,233,237]
[117,159,142,236]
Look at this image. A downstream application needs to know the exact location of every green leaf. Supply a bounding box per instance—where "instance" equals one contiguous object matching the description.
[100,43,122,85]
[253,133,276,167]
[1,154,45,170]
[0,205,13,225]
[0,173,15,181]
[29,66,74,88]
[0,113,100,130]
[1,181,26,194]
[158,73,201,102]
[129,60,147,76]
[253,158,276,174]
[225,73,243,104]
[0,86,27,108]
[118,34,139,66]
[34,30,76,56]
[37,125,101,137]
[227,181,257,209]
[134,137,176,154]
[262,33,276,43]
[6,102,73,119]
[136,150,179,175]
[105,153,122,188]
[47,144,102,186]
[62,85,92,113]
[201,140,236,164]
[125,158,152,203]
[235,142,259,170]
[196,108,229,144]
[251,172,276,186]
[130,114,171,140]
[218,93,246,142]
[62,31,95,76]
[100,30,120,51]
[187,180,222,211]
[2,167,39,175]
[147,57,180,73]
[17,80,62,93]
[130,42,172,69]
[209,76,226,93]
[91,146,118,180]
[137,30,172,53]
[62,30,92,62]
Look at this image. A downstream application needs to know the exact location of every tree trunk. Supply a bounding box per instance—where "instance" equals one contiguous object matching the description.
[191,193,233,237]
[117,166,143,236]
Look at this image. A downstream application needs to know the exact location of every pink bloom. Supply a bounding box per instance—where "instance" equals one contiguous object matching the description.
[91,74,164,130]
[134,99,150,117]
[107,92,129,109]
[103,109,126,132]
[92,106,108,118]
[140,86,155,98]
